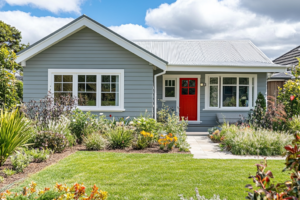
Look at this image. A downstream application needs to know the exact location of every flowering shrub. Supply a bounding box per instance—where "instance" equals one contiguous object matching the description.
[133,131,155,150]
[44,115,76,146]
[209,129,225,143]
[0,182,108,200]
[278,58,300,118]
[221,123,292,156]
[132,116,161,134]
[158,133,178,151]
[288,115,300,133]
[34,131,69,153]
[83,133,107,150]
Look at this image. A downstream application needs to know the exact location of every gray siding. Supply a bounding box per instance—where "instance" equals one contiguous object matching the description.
[155,70,267,132]
[24,28,153,118]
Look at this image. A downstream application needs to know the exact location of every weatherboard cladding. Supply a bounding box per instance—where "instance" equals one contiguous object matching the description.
[155,70,267,132]
[23,27,154,117]
[273,45,300,66]
[133,40,273,66]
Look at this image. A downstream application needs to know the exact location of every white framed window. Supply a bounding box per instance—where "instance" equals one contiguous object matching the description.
[48,69,125,112]
[205,74,257,110]
[162,77,176,100]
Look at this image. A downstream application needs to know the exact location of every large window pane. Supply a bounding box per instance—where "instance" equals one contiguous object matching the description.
[101,93,118,106]
[239,86,249,107]
[223,78,237,84]
[166,87,175,97]
[210,86,218,107]
[78,93,96,106]
[223,86,237,107]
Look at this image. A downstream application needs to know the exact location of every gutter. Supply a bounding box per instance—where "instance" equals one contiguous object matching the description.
[154,70,166,120]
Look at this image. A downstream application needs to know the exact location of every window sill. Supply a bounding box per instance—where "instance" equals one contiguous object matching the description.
[78,108,126,112]
[161,98,177,101]
[203,108,253,111]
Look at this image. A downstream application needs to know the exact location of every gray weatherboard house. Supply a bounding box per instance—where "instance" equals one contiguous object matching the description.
[16,15,287,132]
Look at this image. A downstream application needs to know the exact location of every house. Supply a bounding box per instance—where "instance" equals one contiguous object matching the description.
[267,46,300,97]
[16,15,286,132]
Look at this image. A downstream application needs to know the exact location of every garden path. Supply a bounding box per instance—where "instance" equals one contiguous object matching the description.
[187,135,284,160]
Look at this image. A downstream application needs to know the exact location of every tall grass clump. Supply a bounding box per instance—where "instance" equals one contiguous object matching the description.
[222,123,293,156]
[0,109,32,166]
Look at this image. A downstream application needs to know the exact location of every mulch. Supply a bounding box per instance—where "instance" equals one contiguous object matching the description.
[0,145,190,190]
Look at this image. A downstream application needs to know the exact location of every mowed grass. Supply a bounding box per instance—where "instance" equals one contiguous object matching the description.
[14,152,288,200]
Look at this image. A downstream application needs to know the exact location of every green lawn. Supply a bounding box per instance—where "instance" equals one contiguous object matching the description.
[14,152,288,200]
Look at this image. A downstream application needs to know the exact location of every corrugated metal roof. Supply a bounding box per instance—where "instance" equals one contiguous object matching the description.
[133,40,276,66]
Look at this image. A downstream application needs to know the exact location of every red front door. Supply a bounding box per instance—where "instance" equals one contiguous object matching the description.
[179,78,197,121]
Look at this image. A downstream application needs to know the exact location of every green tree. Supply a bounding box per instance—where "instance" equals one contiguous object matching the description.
[278,57,300,118]
[0,21,28,53]
[0,46,19,109]
[249,92,266,128]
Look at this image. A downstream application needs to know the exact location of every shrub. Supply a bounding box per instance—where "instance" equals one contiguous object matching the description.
[163,112,190,151]
[106,126,133,149]
[209,129,225,143]
[83,133,107,150]
[133,131,155,150]
[34,131,69,153]
[0,109,32,166]
[69,108,100,143]
[158,133,178,150]
[132,115,161,134]
[288,115,300,133]
[1,182,108,200]
[25,148,52,163]
[43,115,76,146]
[278,58,300,118]
[21,91,77,126]
[249,92,266,128]
[10,150,32,173]
[222,123,292,156]
[179,188,226,200]
[3,168,16,176]
[208,126,220,135]
[0,176,3,183]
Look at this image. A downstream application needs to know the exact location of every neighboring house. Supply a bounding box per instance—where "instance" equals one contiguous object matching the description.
[268,46,300,97]
[16,15,286,131]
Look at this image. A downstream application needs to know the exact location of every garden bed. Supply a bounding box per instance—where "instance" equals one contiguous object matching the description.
[0,146,84,190]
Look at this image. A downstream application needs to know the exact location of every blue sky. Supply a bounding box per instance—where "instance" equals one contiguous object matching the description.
[1,0,176,27]
[1,0,300,59]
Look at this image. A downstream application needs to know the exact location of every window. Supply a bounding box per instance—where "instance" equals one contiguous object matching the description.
[164,79,176,98]
[54,75,73,99]
[49,69,124,111]
[205,74,257,110]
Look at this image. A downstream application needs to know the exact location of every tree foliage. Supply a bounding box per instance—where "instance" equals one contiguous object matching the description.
[0,20,28,53]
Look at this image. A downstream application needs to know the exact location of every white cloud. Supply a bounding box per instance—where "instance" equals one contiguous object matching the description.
[4,0,84,14]
[109,24,177,40]
[140,0,300,59]
[0,11,73,45]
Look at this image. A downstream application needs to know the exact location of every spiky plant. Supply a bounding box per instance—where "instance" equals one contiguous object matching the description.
[0,109,32,166]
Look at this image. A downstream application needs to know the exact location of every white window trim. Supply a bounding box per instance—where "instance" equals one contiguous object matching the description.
[204,74,257,111]
[162,75,201,123]
[162,76,177,100]
[48,69,125,112]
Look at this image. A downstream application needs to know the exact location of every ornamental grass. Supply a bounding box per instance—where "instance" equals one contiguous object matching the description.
[222,124,293,156]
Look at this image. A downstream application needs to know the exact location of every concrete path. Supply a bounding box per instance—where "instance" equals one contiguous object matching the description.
[187,136,284,160]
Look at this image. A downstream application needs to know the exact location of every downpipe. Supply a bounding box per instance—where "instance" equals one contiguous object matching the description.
[154,70,166,120]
